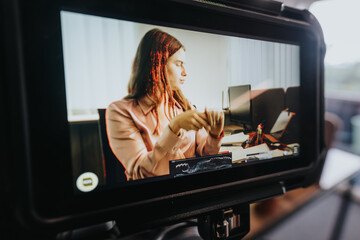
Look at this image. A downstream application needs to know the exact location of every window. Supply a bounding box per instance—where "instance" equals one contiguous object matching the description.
[310,0,360,154]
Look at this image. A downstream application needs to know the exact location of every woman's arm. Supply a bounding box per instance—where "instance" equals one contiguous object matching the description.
[205,108,225,137]
[169,109,210,134]
[196,110,224,156]
[106,102,184,179]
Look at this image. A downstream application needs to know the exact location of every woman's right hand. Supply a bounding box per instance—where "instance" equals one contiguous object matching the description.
[169,110,210,135]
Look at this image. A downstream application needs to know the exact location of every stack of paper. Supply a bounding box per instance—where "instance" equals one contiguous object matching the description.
[232,143,270,162]
[221,132,249,145]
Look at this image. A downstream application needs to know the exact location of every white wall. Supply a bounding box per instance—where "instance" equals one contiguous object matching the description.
[228,38,300,90]
[61,11,300,120]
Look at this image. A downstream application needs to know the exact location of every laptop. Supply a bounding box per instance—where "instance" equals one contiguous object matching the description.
[269,109,295,140]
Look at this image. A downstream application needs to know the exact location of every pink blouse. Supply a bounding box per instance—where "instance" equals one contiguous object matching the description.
[106,96,222,180]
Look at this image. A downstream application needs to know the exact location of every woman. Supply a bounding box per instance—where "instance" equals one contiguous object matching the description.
[106,29,224,180]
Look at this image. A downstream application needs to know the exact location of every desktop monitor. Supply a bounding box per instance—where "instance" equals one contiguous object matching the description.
[2,0,326,237]
[228,84,252,127]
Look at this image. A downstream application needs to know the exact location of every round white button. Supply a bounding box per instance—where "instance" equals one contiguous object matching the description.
[76,172,99,192]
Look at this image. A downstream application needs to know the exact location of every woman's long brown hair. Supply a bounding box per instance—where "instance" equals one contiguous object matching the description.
[126,29,191,133]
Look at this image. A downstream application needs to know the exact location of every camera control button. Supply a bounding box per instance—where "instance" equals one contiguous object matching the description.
[76,172,99,192]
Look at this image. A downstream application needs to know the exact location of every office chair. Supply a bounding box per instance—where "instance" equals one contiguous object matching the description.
[97,108,127,185]
[251,88,285,133]
[285,86,300,113]
[283,86,300,143]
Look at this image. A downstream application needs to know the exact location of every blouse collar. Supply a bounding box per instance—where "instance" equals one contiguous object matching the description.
[138,93,182,116]
[138,94,156,115]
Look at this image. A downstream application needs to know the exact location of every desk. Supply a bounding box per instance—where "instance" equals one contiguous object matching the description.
[320,148,360,189]
[221,144,299,163]
[220,131,299,163]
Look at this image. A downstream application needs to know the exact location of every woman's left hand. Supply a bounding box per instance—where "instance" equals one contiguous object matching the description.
[204,108,224,137]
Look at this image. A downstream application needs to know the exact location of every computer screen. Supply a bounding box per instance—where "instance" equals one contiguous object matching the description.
[228,84,252,126]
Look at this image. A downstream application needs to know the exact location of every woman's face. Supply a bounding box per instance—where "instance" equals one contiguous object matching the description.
[166,48,187,90]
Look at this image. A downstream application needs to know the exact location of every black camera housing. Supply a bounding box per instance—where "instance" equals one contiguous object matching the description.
[1,0,326,236]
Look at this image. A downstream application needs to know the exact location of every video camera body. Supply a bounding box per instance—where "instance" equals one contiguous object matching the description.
[1,0,325,239]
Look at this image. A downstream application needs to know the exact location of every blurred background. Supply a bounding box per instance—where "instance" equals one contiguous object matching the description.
[285,0,360,156]
[246,0,360,239]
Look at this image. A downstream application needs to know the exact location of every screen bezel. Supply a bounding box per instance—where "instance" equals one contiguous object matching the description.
[19,0,324,225]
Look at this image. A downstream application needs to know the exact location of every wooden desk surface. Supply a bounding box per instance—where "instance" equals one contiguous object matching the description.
[224,124,244,135]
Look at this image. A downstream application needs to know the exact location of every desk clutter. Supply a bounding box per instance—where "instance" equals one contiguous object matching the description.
[220,143,299,164]
[220,112,299,164]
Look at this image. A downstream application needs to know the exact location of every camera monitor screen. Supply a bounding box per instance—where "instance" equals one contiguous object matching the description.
[60,11,301,193]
